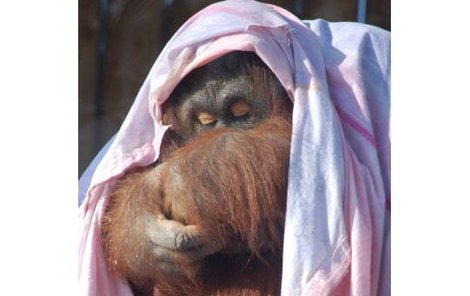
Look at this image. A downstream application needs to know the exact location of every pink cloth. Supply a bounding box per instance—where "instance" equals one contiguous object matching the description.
[78,1,390,295]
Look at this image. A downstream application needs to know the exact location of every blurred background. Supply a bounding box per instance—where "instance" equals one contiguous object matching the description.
[79,0,390,175]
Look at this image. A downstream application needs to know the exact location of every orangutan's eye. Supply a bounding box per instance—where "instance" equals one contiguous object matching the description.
[197,112,217,125]
[230,101,251,118]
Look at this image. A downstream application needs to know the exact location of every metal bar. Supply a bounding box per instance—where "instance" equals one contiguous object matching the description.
[356,0,368,23]
[160,0,174,49]
[94,0,109,152]
[294,0,304,18]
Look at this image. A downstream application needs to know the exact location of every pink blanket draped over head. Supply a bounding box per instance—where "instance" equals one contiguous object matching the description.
[78,1,391,295]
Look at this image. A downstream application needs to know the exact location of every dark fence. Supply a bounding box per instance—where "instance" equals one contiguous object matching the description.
[79,0,390,175]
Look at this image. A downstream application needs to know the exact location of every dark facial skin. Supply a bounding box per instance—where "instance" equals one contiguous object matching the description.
[101,51,293,296]
[162,51,291,142]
